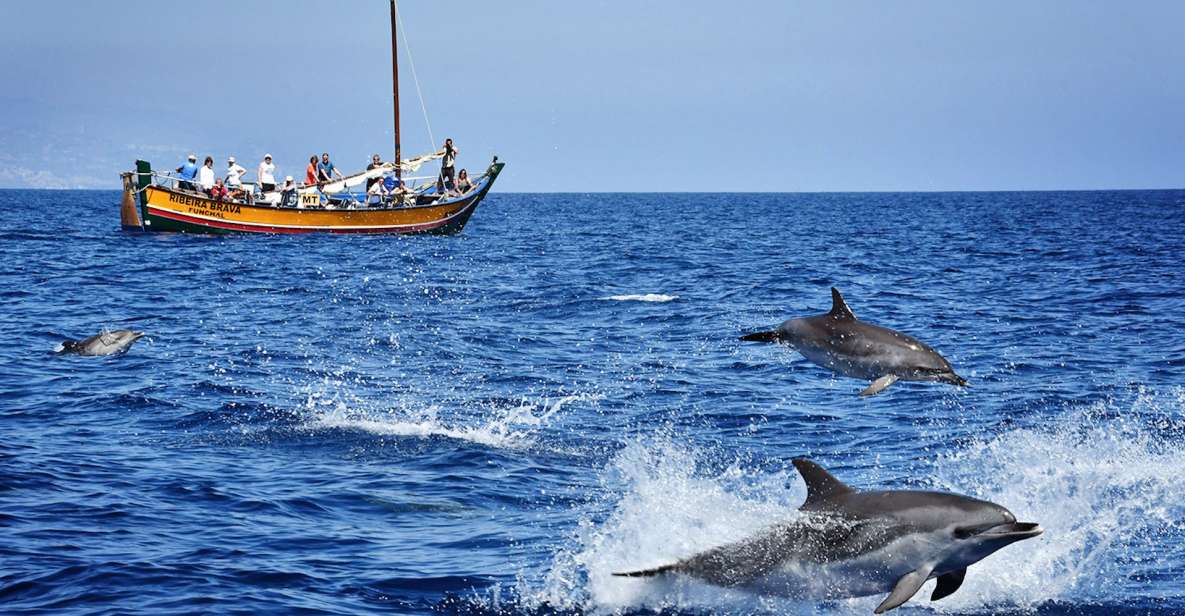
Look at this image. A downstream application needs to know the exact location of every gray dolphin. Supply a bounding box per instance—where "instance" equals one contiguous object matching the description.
[741,287,967,396]
[614,458,1042,613]
[57,330,145,356]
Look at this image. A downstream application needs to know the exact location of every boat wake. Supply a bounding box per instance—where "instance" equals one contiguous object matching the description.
[601,294,679,303]
[516,388,1185,615]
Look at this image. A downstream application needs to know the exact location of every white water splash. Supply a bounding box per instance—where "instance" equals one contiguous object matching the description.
[926,387,1185,611]
[527,388,1185,614]
[302,391,599,450]
[529,440,841,615]
[601,294,679,303]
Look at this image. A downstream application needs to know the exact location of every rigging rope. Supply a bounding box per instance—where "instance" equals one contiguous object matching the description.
[396,8,436,153]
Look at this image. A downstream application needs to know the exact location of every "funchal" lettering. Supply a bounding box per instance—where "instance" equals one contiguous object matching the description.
[167,192,242,217]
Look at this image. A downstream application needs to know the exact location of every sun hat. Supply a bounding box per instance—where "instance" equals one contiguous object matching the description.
[187,154,196,161]
[228,156,236,163]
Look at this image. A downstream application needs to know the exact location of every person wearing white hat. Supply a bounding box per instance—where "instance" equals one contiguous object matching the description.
[257,154,276,192]
[175,154,199,191]
[225,156,247,188]
[279,175,298,208]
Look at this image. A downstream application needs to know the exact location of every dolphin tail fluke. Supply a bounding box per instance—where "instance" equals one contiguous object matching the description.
[612,563,679,578]
[740,330,781,343]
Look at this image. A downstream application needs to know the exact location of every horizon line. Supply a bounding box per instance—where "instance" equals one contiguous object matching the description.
[2,186,1182,194]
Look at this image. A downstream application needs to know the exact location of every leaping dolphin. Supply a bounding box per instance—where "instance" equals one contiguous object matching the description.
[57,330,145,356]
[741,287,967,396]
[614,458,1042,613]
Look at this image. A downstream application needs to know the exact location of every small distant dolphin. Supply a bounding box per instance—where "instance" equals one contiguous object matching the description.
[57,330,145,356]
[741,287,967,396]
[614,458,1042,613]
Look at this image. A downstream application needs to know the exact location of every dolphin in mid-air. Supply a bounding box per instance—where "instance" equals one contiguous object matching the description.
[614,458,1041,613]
[741,287,967,396]
[57,330,145,356]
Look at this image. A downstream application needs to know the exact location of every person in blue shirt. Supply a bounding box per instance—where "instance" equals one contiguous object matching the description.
[316,152,344,184]
[175,154,199,191]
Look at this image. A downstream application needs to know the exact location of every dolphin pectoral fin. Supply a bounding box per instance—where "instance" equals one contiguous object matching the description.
[860,375,898,397]
[874,566,932,614]
[930,568,966,602]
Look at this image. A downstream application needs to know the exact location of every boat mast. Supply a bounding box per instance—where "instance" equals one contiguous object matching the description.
[390,0,401,186]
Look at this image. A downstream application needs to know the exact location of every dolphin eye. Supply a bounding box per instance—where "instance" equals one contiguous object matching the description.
[953,527,976,539]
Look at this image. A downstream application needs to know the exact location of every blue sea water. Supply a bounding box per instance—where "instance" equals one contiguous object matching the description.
[1,189,1184,615]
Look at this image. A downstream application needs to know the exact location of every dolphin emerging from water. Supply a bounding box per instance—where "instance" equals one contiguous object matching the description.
[614,458,1042,613]
[741,287,967,396]
[57,330,145,356]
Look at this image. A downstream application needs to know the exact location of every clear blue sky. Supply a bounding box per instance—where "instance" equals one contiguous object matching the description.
[0,1,1181,191]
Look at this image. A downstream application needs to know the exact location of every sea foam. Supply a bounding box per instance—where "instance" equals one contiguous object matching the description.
[301,387,597,450]
[601,294,679,302]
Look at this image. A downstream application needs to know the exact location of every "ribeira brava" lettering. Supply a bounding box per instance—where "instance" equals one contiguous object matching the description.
[168,192,242,218]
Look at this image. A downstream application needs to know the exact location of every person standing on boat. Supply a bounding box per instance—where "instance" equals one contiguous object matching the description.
[304,155,319,187]
[225,156,250,204]
[366,154,384,191]
[317,152,343,184]
[197,156,215,194]
[226,156,247,188]
[176,154,199,191]
[439,138,458,189]
[257,154,276,192]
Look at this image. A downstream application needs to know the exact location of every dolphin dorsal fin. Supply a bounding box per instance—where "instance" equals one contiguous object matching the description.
[793,458,855,508]
[829,287,855,320]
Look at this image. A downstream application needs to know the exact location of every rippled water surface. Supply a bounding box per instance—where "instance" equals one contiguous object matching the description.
[1,189,1183,615]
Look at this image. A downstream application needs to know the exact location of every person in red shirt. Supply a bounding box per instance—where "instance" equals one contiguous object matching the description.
[304,155,319,186]
[209,178,230,202]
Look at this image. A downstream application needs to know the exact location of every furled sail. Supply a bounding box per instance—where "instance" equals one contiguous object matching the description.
[316,151,445,194]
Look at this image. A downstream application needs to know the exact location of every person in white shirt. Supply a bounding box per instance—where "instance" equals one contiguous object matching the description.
[366,174,388,207]
[197,156,215,193]
[257,154,276,192]
[225,156,251,204]
[226,156,247,188]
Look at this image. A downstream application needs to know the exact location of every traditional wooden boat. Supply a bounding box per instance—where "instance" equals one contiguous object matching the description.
[118,1,503,235]
[119,157,503,235]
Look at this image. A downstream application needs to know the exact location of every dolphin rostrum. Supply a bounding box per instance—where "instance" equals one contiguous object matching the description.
[614,458,1041,613]
[741,287,967,396]
[57,330,145,356]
